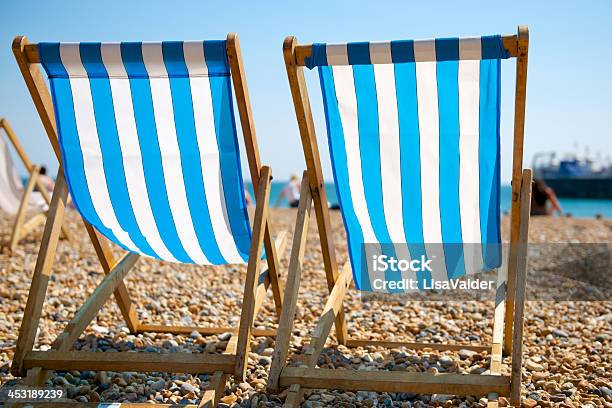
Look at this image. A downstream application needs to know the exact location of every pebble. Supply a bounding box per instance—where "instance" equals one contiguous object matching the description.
[0,210,609,407]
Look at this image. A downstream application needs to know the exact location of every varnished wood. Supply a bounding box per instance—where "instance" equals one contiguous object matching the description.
[345,339,492,353]
[25,253,140,386]
[9,166,40,251]
[227,33,284,318]
[283,35,348,344]
[11,170,69,377]
[268,172,312,393]
[510,169,532,406]
[24,351,235,374]
[504,25,530,356]
[279,368,511,396]
[234,166,272,381]
[137,325,276,338]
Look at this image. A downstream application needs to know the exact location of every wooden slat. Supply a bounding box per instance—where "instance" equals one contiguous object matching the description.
[11,170,69,378]
[280,367,510,395]
[226,33,284,317]
[9,166,41,250]
[283,35,348,344]
[510,169,532,406]
[199,334,238,408]
[268,172,312,393]
[345,339,491,353]
[504,25,530,356]
[25,253,139,386]
[24,351,235,374]
[136,325,276,338]
[10,404,198,408]
[234,166,271,381]
[303,263,352,365]
[293,35,519,66]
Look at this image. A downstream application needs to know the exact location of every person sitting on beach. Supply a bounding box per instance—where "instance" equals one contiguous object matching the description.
[37,166,55,193]
[275,174,301,208]
[531,178,563,216]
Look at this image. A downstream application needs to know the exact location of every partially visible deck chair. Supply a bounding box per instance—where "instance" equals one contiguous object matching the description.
[0,118,63,251]
[11,33,286,406]
[268,27,531,407]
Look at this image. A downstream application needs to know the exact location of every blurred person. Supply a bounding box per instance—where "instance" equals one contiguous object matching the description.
[275,174,300,208]
[531,178,563,216]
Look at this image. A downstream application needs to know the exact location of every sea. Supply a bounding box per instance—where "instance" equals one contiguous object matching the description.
[248,182,612,219]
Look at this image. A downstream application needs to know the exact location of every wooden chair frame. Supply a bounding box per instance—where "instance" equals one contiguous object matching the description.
[0,118,70,251]
[10,33,286,407]
[268,26,532,407]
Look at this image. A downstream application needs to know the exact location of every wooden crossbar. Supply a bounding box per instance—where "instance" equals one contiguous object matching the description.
[345,339,491,353]
[279,368,511,396]
[292,35,520,67]
[24,351,236,374]
[137,325,277,338]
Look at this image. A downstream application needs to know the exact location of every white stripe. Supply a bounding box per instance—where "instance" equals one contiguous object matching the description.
[141,43,210,264]
[372,60,414,284]
[59,44,138,252]
[0,135,23,214]
[183,42,246,264]
[414,45,447,282]
[100,44,177,262]
[326,44,349,66]
[331,65,384,288]
[458,41,484,274]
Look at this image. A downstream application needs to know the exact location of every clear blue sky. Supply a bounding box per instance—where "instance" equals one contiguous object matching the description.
[1,0,610,183]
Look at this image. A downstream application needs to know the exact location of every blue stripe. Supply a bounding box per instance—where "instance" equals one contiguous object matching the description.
[319,66,370,291]
[79,43,159,259]
[391,40,415,64]
[393,58,430,286]
[479,59,502,268]
[162,42,227,265]
[204,42,251,260]
[120,42,194,263]
[351,64,401,288]
[347,42,370,65]
[305,43,327,70]
[481,35,510,60]
[436,40,465,279]
[38,43,129,251]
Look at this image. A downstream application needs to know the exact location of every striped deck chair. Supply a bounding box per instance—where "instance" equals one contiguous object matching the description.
[0,118,69,250]
[11,33,286,407]
[269,27,532,407]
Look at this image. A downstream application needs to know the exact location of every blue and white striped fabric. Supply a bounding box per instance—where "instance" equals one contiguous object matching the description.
[39,41,252,265]
[306,36,508,291]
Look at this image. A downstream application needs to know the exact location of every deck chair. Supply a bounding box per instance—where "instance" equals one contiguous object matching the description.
[0,118,68,251]
[268,26,532,407]
[11,33,286,406]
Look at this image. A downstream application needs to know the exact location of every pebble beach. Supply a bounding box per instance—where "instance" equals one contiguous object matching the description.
[0,208,610,407]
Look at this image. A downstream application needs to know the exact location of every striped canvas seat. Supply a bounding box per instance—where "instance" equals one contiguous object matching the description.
[305,36,509,291]
[38,41,251,265]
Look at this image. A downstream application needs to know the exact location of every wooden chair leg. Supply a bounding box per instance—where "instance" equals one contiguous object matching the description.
[510,169,532,406]
[234,166,272,382]
[268,172,312,393]
[279,263,353,405]
[24,253,140,386]
[198,335,238,408]
[9,165,40,251]
[11,168,68,377]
